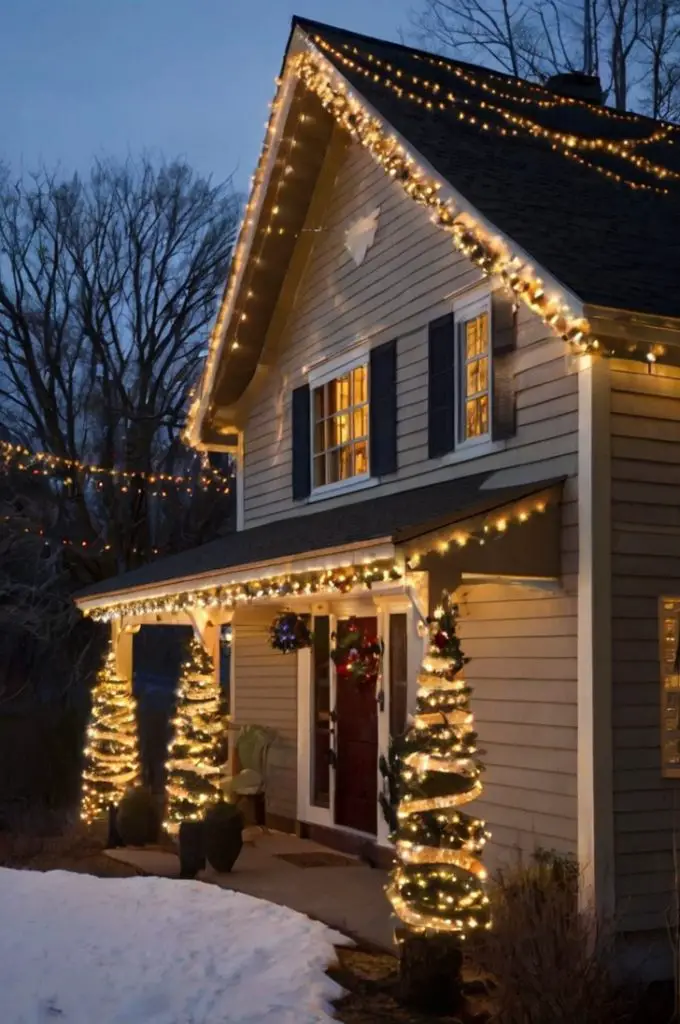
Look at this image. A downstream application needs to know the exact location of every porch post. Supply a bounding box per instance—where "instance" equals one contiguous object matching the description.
[577,353,615,920]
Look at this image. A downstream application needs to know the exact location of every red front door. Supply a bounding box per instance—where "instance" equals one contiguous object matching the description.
[334,616,378,835]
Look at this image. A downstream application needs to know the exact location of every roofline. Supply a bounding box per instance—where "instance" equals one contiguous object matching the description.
[74,536,395,612]
[186,22,597,448]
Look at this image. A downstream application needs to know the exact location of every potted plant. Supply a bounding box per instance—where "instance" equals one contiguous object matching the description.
[203,800,244,873]
[116,786,161,847]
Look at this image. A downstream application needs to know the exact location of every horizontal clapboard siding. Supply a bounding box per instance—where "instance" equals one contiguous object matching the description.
[610,359,680,933]
[242,131,578,526]
[454,574,578,873]
[232,611,297,821]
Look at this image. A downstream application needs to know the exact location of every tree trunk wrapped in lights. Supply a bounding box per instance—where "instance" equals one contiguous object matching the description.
[381,594,490,1013]
[165,635,223,833]
[80,643,140,824]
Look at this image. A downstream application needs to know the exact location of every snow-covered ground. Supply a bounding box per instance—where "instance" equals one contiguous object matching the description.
[0,867,348,1023]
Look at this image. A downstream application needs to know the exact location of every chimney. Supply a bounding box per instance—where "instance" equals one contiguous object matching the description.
[545,72,604,105]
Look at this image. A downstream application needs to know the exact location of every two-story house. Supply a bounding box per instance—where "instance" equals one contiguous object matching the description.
[75,17,680,974]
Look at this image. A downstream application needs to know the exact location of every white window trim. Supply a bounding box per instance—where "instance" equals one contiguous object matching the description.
[454,291,493,451]
[307,343,373,499]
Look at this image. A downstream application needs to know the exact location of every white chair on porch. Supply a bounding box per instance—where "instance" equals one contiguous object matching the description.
[222,724,276,830]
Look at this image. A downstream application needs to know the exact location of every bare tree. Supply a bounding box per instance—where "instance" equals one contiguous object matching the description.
[0,157,240,576]
[410,0,680,112]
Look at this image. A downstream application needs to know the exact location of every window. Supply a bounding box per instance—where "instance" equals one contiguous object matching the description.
[458,305,491,444]
[312,364,369,489]
[660,598,680,777]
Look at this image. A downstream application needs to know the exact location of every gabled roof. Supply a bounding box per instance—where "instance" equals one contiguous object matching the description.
[186,16,680,447]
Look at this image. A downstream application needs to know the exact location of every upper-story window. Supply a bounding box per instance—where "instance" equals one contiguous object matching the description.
[312,363,369,490]
[456,296,492,447]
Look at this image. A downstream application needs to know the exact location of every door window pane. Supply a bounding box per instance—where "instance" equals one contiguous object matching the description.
[312,616,331,808]
[389,613,408,738]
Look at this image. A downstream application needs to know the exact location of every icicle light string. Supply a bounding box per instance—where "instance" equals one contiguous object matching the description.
[315,36,677,194]
[83,494,552,621]
[0,441,232,494]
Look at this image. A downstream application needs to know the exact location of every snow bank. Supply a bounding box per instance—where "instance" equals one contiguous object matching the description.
[0,867,348,1023]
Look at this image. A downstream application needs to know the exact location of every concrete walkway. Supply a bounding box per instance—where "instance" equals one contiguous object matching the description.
[105,830,393,950]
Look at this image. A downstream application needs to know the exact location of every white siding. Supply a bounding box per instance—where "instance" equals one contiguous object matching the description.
[454,513,579,872]
[610,359,680,932]
[232,608,297,822]
[241,129,578,527]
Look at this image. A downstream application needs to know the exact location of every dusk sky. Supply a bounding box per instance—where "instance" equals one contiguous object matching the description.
[2,1,416,192]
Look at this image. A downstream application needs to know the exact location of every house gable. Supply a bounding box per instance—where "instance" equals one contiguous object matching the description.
[239,124,578,528]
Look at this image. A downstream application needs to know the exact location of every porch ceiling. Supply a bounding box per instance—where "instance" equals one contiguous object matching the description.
[74,473,564,613]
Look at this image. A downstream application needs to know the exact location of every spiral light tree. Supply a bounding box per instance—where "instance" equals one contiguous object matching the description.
[382,594,491,1014]
[81,642,140,824]
[164,635,223,833]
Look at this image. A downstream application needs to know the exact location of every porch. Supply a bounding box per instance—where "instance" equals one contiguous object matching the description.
[75,473,570,876]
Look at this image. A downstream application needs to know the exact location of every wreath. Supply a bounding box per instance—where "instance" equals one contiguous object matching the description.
[331,617,383,684]
[269,612,313,654]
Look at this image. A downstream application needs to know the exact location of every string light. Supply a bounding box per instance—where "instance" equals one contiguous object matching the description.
[186,25,676,445]
[317,36,676,194]
[0,441,232,494]
[164,636,224,833]
[81,493,554,621]
[290,46,601,354]
[384,596,491,938]
[80,643,140,824]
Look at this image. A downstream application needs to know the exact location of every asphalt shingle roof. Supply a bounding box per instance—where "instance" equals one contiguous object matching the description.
[295,17,680,319]
[75,474,559,602]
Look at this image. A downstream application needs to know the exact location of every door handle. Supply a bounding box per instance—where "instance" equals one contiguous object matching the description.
[328,707,338,769]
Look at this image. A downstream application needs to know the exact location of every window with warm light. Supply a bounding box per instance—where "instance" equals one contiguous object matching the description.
[312,364,369,489]
[458,308,491,443]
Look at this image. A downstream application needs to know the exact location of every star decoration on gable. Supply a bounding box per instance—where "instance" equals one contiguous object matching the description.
[345,207,380,266]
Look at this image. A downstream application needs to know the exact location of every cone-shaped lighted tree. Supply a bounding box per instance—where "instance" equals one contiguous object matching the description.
[81,643,140,824]
[381,593,491,1013]
[165,635,224,832]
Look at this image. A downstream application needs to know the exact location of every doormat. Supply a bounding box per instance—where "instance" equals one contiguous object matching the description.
[274,851,356,868]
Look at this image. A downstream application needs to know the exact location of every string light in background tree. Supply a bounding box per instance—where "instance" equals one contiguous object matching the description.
[80,643,140,824]
[382,594,491,939]
[164,635,224,833]
[0,441,232,495]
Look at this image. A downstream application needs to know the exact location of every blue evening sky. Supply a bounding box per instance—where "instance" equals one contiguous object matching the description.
[1,1,416,191]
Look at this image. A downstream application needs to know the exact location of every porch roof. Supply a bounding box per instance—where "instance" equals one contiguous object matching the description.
[74,472,563,608]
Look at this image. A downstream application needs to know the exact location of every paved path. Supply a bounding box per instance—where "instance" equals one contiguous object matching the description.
[106,830,393,950]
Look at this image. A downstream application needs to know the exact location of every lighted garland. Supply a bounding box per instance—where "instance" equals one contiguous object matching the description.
[269,611,313,653]
[164,635,224,833]
[82,493,554,622]
[80,643,141,824]
[84,562,404,623]
[381,595,490,937]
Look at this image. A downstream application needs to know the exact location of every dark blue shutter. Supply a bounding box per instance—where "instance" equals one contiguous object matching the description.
[369,339,397,477]
[291,384,311,501]
[428,313,455,458]
[491,292,517,441]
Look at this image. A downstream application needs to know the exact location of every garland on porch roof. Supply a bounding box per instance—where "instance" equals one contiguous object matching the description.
[381,593,491,937]
[164,635,224,833]
[82,492,553,623]
[80,642,140,825]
